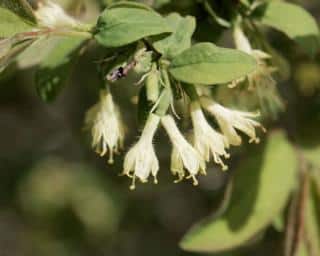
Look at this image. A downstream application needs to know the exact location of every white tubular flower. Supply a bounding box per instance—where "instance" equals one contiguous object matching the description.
[190,101,230,171]
[35,0,79,29]
[231,26,277,89]
[233,25,252,55]
[200,97,266,146]
[232,27,285,116]
[170,146,185,183]
[161,115,205,185]
[123,114,160,189]
[85,89,125,164]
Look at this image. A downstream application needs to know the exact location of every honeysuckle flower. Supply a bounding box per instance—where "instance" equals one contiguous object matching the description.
[190,101,230,171]
[230,26,277,88]
[84,89,125,164]
[232,26,285,117]
[161,115,205,185]
[123,114,160,189]
[170,146,185,183]
[35,0,80,29]
[200,97,266,146]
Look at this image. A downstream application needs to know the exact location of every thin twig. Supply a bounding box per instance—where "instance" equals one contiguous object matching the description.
[285,191,299,256]
[292,159,309,256]
[285,151,310,256]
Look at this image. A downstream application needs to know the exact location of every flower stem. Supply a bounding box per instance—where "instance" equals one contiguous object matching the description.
[155,69,172,116]
[183,83,199,101]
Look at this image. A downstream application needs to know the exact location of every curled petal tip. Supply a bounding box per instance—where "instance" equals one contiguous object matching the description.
[129,185,136,190]
[222,165,229,171]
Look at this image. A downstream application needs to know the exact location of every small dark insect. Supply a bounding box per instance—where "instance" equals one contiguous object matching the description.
[106,60,137,82]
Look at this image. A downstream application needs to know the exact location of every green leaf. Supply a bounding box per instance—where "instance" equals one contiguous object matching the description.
[137,86,151,126]
[0,0,36,24]
[95,7,172,48]
[305,148,320,168]
[16,37,62,69]
[297,242,308,256]
[256,1,320,57]
[297,121,320,168]
[108,1,154,11]
[203,0,231,28]
[35,37,85,102]
[0,7,35,37]
[180,131,297,253]
[304,179,320,256]
[169,43,257,85]
[0,37,35,73]
[153,13,196,59]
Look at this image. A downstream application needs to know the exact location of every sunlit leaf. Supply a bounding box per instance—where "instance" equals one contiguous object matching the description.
[0,7,35,37]
[95,7,172,47]
[304,177,320,255]
[0,0,36,24]
[180,131,297,253]
[153,13,196,59]
[169,43,257,85]
[35,37,85,102]
[0,37,35,73]
[256,1,320,57]
[108,1,154,11]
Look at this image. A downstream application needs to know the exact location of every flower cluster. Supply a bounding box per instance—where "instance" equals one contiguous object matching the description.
[0,0,269,189]
[85,89,125,164]
[85,81,265,189]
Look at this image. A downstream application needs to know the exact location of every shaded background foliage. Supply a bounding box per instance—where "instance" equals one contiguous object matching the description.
[0,0,320,255]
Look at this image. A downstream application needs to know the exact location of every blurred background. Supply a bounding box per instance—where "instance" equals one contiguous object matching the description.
[0,0,319,255]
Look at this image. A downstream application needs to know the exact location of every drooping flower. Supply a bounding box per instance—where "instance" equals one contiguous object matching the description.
[231,26,284,116]
[200,97,265,146]
[35,0,79,29]
[85,89,125,164]
[190,101,230,170]
[161,115,205,185]
[123,114,160,189]
[170,146,185,183]
[231,26,276,88]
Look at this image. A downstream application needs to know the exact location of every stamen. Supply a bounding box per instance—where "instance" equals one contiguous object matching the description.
[135,72,151,85]
[187,175,199,186]
[222,164,229,171]
[249,137,260,144]
[108,150,114,164]
[192,176,199,186]
[153,176,158,184]
[174,177,183,183]
[130,176,136,190]
[170,102,181,120]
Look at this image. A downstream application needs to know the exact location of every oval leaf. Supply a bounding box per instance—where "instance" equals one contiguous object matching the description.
[35,37,85,102]
[0,0,36,24]
[304,179,320,256]
[180,131,297,253]
[256,2,320,57]
[95,7,172,48]
[108,1,154,11]
[0,7,35,37]
[169,42,257,85]
[153,13,196,59]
